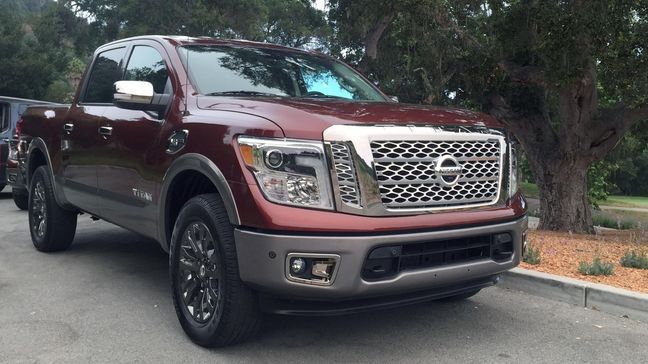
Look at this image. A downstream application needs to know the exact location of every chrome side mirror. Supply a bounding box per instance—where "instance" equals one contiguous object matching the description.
[389,95,399,103]
[114,80,154,104]
[113,80,171,117]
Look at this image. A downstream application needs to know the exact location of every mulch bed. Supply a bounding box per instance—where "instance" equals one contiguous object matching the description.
[521,230,648,293]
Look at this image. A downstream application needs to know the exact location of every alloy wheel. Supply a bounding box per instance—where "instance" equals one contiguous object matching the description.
[31,181,47,238]
[178,222,222,323]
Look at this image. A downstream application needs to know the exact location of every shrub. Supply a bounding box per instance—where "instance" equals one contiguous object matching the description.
[578,257,614,276]
[523,244,541,265]
[620,250,648,269]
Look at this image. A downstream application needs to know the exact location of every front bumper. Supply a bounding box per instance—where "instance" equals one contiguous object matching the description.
[235,216,527,301]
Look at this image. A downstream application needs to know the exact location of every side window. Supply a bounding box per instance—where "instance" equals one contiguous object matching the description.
[84,47,126,103]
[124,46,170,94]
[0,103,8,132]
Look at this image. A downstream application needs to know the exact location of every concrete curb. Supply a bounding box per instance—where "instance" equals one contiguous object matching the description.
[499,268,648,322]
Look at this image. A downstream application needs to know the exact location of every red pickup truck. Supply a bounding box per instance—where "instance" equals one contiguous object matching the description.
[19,36,527,347]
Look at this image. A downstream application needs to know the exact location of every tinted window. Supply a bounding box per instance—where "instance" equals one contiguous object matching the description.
[124,46,169,93]
[0,103,8,132]
[84,47,126,103]
[180,45,386,101]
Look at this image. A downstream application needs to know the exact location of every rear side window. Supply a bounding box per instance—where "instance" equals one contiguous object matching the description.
[84,47,126,103]
[124,46,170,94]
[0,103,8,132]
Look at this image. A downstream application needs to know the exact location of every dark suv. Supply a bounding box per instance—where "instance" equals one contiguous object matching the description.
[1,96,52,208]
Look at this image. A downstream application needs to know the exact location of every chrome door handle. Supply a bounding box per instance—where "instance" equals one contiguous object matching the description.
[63,123,74,133]
[98,126,113,137]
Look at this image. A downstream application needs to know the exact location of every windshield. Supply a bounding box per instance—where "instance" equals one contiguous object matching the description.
[179,45,387,101]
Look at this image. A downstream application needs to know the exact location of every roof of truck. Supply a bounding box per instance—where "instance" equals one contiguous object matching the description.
[101,35,320,56]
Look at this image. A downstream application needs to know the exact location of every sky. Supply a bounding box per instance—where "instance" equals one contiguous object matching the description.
[314,0,327,11]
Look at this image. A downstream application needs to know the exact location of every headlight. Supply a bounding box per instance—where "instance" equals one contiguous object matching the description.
[508,140,519,198]
[238,136,333,210]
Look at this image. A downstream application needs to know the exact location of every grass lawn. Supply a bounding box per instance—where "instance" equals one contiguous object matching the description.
[604,195,648,209]
[520,182,539,199]
[520,182,648,209]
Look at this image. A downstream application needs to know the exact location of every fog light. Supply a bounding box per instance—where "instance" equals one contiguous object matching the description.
[290,257,306,274]
[286,253,340,286]
[312,262,333,279]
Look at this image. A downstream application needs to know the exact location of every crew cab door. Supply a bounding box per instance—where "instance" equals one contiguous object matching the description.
[60,46,127,213]
[95,42,174,237]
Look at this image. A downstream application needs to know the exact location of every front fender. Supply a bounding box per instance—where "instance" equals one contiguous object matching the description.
[158,153,241,250]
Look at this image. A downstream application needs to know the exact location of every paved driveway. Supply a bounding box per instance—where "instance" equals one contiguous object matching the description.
[1,190,647,363]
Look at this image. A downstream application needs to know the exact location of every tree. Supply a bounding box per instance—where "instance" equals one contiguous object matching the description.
[479,0,648,233]
[329,0,648,233]
[0,1,56,99]
[62,0,327,46]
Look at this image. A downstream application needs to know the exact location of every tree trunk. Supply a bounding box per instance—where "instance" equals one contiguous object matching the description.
[357,12,394,73]
[533,157,594,234]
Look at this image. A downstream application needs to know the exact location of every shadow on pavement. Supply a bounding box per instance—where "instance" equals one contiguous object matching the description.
[0,190,12,200]
[63,222,501,354]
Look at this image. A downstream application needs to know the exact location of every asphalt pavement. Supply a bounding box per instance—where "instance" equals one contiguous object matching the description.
[1,189,647,363]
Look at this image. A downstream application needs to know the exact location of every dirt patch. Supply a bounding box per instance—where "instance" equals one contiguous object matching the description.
[521,230,648,293]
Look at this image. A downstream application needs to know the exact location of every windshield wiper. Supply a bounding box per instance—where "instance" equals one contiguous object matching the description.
[205,91,281,97]
[300,92,347,100]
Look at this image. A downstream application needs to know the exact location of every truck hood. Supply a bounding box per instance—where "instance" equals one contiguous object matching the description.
[196,97,502,139]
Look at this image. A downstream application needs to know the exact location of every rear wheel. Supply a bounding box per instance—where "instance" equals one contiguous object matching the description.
[170,194,260,347]
[12,188,29,210]
[28,166,77,252]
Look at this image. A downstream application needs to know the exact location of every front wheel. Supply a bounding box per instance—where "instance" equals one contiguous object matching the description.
[28,166,77,252]
[170,194,260,347]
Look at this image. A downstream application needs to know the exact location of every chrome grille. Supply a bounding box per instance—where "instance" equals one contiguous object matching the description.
[371,140,501,209]
[330,143,360,206]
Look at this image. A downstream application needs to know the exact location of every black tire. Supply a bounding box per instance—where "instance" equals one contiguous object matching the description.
[170,194,260,347]
[12,188,29,210]
[28,166,77,252]
[437,289,481,302]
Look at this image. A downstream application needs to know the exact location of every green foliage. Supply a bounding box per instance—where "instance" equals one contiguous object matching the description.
[591,215,637,230]
[523,244,541,265]
[520,182,539,199]
[607,120,648,196]
[620,250,648,270]
[44,80,74,103]
[1,0,328,100]
[578,257,615,276]
[63,0,327,47]
[0,0,103,99]
[588,160,619,208]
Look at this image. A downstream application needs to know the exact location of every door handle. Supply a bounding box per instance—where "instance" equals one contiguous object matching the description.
[98,126,113,137]
[63,123,74,133]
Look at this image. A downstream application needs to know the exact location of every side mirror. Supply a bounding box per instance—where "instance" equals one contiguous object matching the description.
[113,80,170,115]
[388,95,399,103]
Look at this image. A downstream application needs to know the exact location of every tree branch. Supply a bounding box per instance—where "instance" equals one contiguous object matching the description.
[356,11,394,73]
[363,12,394,60]
[588,103,648,160]
[488,94,559,149]
[414,67,456,104]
